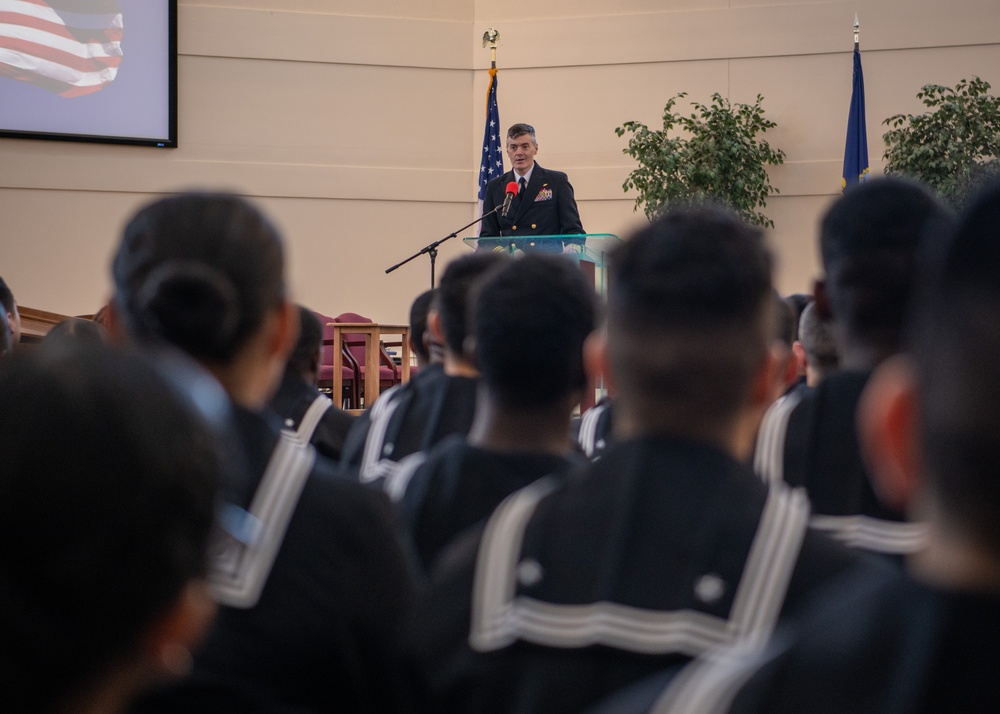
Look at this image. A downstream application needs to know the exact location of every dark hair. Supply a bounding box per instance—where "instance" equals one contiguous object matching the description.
[820,177,952,354]
[437,252,507,357]
[908,177,1000,550]
[783,293,812,342]
[41,318,106,348]
[772,290,797,346]
[0,344,220,713]
[798,301,838,371]
[0,275,14,314]
[607,203,773,424]
[409,289,436,364]
[474,255,597,408]
[286,306,322,377]
[112,193,286,362]
[507,123,536,143]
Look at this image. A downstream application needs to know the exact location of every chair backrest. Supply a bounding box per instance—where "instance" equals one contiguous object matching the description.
[315,312,338,369]
[332,312,374,367]
[315,311,360,408]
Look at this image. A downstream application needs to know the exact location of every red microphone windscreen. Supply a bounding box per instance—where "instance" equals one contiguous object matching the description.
[505,181,519,195]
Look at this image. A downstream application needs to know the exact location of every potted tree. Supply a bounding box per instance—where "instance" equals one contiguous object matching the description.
[615,92,786,228]
[883,76,1000,209]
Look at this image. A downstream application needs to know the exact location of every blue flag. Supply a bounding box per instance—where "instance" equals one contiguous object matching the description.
[478,68,504,202]
[842,46,869,189]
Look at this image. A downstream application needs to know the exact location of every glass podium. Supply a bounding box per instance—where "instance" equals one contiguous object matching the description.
[463,233,621,294]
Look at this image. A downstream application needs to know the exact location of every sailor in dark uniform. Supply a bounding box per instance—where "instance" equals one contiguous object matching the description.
[400,204,862,714]
[383,254,596,572]
[754,178,953,557]
[341,253,506,482]
[270,305,354,462]
[110,193,416,714]
[658,177,1000,714]
[0,345,222,714]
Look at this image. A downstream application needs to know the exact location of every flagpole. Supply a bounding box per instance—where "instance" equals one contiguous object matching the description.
[854,13,860,50]
[475,28,503,243]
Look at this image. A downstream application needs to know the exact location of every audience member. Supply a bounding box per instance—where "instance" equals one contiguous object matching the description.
[0,344,220,714]
[796,301,838,387]
[783,293,811,339]
[661,177,1000,714]
[41,316,107,347]
[754,177,953,556]
[383,254,595,572]
[770,290,802,398]
[783,293,813,392]
[270,305,354,461]
[0,275,21,347]
[409,288,440,369]
[341,252,506,480]
[400,204,860,714]
[108,192,414,714]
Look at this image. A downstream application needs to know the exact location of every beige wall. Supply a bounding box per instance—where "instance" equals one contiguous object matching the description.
[2,0,999,320]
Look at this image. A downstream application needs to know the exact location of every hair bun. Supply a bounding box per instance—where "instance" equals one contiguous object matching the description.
[135,262,241,361]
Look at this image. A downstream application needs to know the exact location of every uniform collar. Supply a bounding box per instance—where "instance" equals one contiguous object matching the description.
[512,162,536,187]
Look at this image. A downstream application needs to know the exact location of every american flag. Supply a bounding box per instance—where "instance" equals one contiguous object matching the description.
[0,0,123,98]
[476,66,503,233]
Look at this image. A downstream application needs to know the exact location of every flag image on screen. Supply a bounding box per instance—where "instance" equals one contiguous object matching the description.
[0,0,123,97]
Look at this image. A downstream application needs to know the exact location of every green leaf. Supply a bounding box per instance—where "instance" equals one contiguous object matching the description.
[615,92,784,226]
[882,76,1000,209]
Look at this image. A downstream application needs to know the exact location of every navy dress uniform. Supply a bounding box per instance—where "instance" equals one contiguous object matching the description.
[479,164,584,252]
[754,370,928,557]
[399,436,862,714]
[130,405,416,714]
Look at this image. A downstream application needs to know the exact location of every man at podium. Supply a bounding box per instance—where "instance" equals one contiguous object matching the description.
[479,123,584,253]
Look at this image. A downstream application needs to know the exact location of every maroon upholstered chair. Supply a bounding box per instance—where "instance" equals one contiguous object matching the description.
[332,312,400,405]
[314,312,360,409]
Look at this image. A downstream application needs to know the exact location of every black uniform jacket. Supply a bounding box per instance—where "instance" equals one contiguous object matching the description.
[755,370,927,556]
[387,434,585,573]
[400,436,860,714]
[269,371,354,462]
[131,405,416,714]
[479,163,584,249]
[340,364,479,482]
[659,563,1000,714]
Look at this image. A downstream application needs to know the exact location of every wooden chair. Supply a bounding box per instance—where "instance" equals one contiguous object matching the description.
[314,312,360,409]
[333,312,401,406]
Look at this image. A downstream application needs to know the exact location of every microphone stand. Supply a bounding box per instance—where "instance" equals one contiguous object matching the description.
[385,204,503,288]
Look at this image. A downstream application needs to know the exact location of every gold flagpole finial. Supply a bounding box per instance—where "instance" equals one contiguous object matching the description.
[482,28,501,68]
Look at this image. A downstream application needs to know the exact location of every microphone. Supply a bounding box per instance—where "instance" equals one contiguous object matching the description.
[501,180,519,218]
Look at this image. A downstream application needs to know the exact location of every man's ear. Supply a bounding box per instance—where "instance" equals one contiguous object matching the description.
[792,340,807,379]
[750,340,788,409]
[812,279,832,321]
[145,580,217,678]
[103,299,130,345]
[583,330,614,396]
[779,342,799,391]
[858,355,923,512]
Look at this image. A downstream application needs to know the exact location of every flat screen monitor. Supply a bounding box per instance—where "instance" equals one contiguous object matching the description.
[0,0,177,147]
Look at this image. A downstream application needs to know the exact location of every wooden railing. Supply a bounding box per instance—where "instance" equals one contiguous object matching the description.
[17,306,73,343]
